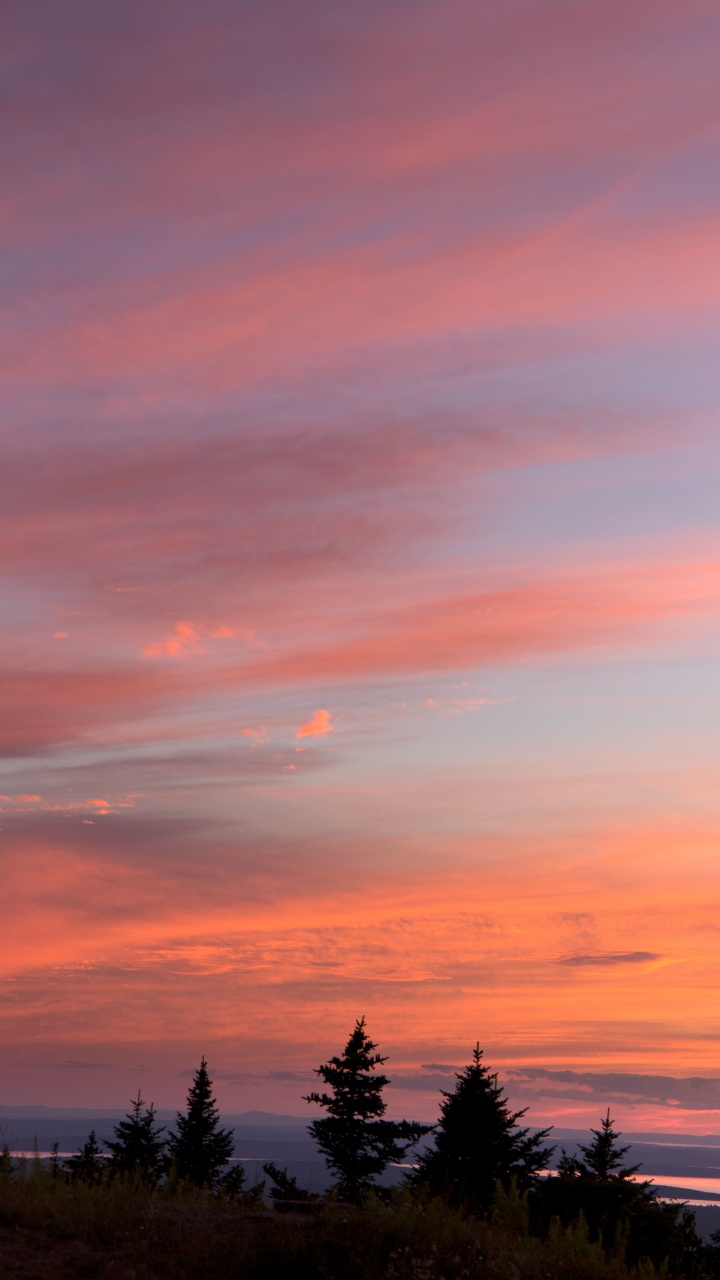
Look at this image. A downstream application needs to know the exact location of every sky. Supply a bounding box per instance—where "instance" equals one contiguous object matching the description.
[2,0,720,1131]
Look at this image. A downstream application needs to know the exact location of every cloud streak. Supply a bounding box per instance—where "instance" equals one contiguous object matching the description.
[556,953,662,968]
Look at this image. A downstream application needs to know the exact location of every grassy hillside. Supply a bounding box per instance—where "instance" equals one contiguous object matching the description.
[0,1162,697,1280]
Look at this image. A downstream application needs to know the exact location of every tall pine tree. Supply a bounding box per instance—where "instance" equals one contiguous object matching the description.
[305,1017,431,1202]
[167,1057,235,1189]
[411,1043,552,1213]
[104,1092,167,1185]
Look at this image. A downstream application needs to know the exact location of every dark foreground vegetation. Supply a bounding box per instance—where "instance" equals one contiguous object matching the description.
[2,1019,719,1279]
[0,1169,705,1280]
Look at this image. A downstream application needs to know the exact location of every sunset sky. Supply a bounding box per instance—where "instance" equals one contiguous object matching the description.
[2,0,720,1131]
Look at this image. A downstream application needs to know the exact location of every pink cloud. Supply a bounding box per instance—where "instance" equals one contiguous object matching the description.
[424,692,512,714]
[296,709,333,739]
[143,620,203,659]
[0,793,137,816]
[0,666,184,754]
[142,620,244,659]
[241,726,268,744]
[0,552,717,759]
[245,558,720,686]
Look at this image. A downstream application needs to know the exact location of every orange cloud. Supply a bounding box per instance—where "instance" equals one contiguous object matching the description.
[296,709,333,739]
[142,620,245,659]
[142,620,203,659]
[0,794,137,816]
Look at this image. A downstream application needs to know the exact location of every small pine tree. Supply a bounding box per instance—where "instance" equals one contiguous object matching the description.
[64,1129,105,1185]
[263,1161,319,1202]
[410,1043,553,1213]
[575,1109,641,1180]
[167,1057,235,1189]
[220,1161,248,1197]
[305,1017,431,1202]
[104,1092,167,1185]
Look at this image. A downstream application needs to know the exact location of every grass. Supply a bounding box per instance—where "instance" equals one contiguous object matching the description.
[0,1159,692,1280]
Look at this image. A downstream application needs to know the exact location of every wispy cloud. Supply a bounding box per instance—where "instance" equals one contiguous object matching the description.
[142,620,250,659]
[424,691,513,714]
[557,952,662,967]
[241,726,269,744]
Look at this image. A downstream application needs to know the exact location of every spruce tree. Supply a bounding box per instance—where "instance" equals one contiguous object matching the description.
[167,1057,235,1189]
[574,1109,641,1180]
[410,1043,552,1213]
[104,1092,167,1185]
[305,1017,431,1202]
[64,1129,105,1185]
[263,1161,319,1202]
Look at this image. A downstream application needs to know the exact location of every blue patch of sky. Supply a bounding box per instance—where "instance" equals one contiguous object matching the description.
[476,442,720,555]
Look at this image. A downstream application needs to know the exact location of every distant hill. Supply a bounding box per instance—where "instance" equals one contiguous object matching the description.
[0,1106,314,1159]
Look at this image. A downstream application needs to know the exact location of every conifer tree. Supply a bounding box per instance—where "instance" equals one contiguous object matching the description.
[104,1092,167,1185]
[410,1043,552,1213]
[64,1129,105,1185]
[167,1057,235,1189]
[220,1160,249,1197]
[305,1017,431,1202]
[573,1109,641,1180]
[262,1161,319,1203]
[541,1111,703,1271]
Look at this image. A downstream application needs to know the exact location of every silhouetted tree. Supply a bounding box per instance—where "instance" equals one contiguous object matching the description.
[410,1043,553,1214]
[305,1017,431,1202]
[539,1110,704,1273]
[219,1161,249,1197]
[263,1161,319,1202]
[64,1129,105,1185]
[564,1109,640,1181]
[167,1057,234,1190]
[104,1092,167,1185]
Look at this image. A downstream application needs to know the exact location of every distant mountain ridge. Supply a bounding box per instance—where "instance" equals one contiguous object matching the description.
[0,1105,310,1125]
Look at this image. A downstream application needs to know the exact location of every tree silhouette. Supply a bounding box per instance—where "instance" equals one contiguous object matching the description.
[263,1161,319,1202]
[167,1057,235,1189]
[305,1017,431,1202]
[540,1110,704,1271]
[410,1043,552,1213]
[569,1109,640,1180]
[64,1129,105,1185]
[104,1092,167,1185]
[220,1161,250,1197]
